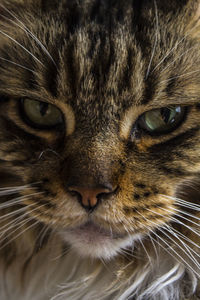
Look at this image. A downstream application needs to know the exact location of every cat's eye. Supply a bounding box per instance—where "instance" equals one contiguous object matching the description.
[21,99,63,129]
[137,106,186,135]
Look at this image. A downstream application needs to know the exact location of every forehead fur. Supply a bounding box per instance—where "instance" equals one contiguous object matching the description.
[0,0,200,130]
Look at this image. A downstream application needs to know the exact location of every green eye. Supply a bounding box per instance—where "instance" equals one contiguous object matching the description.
[21,99,63,129]
[138,106,186,135]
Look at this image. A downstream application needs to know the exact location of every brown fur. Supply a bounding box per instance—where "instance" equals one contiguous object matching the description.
[0,0,200,299]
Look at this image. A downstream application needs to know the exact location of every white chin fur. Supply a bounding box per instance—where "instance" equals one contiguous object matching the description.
[62,231,141,260]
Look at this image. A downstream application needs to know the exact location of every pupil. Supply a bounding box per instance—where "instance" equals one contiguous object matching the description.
[160,108,171,123]
[39,102,49,116]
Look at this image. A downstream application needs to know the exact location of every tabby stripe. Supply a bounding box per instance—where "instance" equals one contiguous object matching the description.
[118,48,134,95]
[10,161,29,167]
[141,75,158,105]
[0,116,45,141]
[149,126,200,153]
[159,165,196,177]
[65,41,78,98]
[165,77,177,97]
[135,183,146,189]
[90,0,101,20]
[44,49,60,98]
[132,0,144,22]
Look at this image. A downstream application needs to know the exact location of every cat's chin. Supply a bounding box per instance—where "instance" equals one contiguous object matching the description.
[61,222,140,260]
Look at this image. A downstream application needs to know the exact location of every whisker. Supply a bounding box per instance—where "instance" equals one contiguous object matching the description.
[160,45,198,74]
[153,230,199,277]
[145,206,200,238]
[145,0,159,79]
[139,236,152,267]
[137,219,179,263]
[52,245,71,262]
[169,206,200,221]
[0,202,47,247]
[144,209,199,266]
[148,232,159,262]
[0,192,44,221]
[0,213,32,241]
[0,56,35,73]
[37,224,51,249]
[0,194,39,209]
[38,148,61,160]
[156,226,200,271]
[135,209,200,277]
[175,201,200,212]
[160,68,200,84]
[0,213,24,237]
[151,205,200,228]
[163,195,200,210]
[164,225,200,258]
[0,29,44,66]
[0,216,42,252]
[0,8,57,67]
[152,20,200,73]
[166,226,200,250]
[0,202,45,238]
[0,182,41,193]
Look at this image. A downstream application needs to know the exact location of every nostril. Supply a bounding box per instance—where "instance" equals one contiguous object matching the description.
[68,189,82,201]
[96,185,118,200]
[67,184,118,211]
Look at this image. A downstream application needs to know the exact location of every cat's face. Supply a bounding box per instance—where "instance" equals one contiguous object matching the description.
[0,0,200,260]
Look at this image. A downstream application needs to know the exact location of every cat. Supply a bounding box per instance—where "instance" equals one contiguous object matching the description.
[0,0,199,299]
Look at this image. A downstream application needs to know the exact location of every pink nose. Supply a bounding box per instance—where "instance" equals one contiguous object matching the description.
[68,186,116,210]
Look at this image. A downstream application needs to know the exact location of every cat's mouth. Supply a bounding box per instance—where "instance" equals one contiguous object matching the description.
[61,221,139,259]
[69,221,124,240]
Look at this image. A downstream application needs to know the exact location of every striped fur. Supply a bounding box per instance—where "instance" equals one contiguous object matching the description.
[0,1,200,299]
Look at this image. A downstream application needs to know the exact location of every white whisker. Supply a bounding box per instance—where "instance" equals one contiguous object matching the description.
[0,202,47,249]
[0,29,44,66]
[175,201,200,212]
[0,7,57,67]
[164,195,200,209]
[148,232,159,261]
[157,226,200,271]
[152,205,200,228]
[169,206,200,221]
[146,0,159,79]
[0,192,44,221]
[153,230,199,277]
[167,226,200,250]
[0,182,40,193]
[139,236,152,267]
[152,20,200,73]
[164,225,200,257]
[37,224,51,248]
[0,216,41,252]
[38,148,61,160]
[0,194,37,209]
[0,56,35,73]
[135,209,200,277]
[145,206,200,238]
[160,45,198,74]
[160,68,200,84]
[0,202,45,238]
